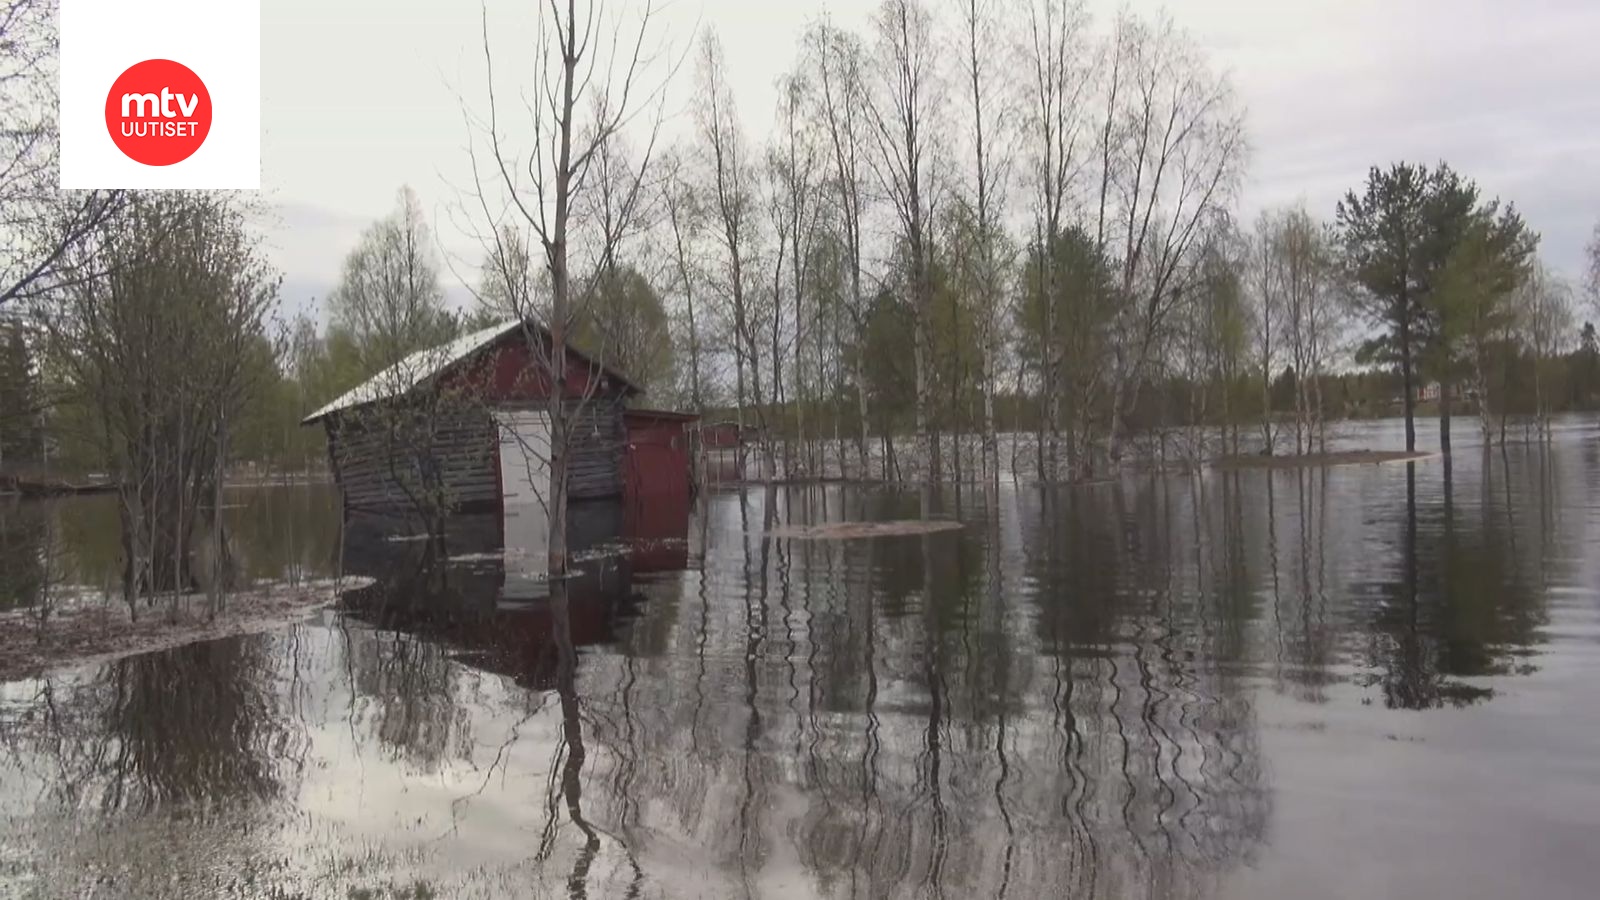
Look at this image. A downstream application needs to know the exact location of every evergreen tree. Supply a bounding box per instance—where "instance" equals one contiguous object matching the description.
[0,319,41,467]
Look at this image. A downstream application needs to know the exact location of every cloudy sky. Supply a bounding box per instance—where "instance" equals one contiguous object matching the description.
[260,0,1600,321]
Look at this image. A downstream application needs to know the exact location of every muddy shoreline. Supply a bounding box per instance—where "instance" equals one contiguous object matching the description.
[0,578,365,682]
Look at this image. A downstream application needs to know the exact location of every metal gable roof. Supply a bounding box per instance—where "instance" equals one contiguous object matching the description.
[300,319,642,425]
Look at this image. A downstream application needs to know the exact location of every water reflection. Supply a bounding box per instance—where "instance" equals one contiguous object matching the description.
[1352,457,1547,709]
[0,481,342,611]
[0,432,1594,898]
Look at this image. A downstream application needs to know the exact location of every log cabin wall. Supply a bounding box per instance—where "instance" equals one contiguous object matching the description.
[563,396,627,501]
[327,396,626,514]
[326,406,499,514]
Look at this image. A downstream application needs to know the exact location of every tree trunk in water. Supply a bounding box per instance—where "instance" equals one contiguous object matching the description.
[981,371,997,483]
[1047,385,1062,483]
[1439,382,1452,457]
[548,395,569,575]
[1399,318,1417,453]
[1312,372,1327,454]
[1534,358,1547,442]
[1034,384,1047,483]
[853,351,870,479]
[1474,345,1493,446]
[1107,369,1126,466]
[1293,373,1307,455]
[1260,364,1274,455]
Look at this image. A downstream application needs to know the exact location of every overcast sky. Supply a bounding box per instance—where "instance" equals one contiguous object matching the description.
[260,0,1600,321]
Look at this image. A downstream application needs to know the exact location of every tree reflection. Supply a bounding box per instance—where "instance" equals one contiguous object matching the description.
[5,634,297,814]
[1361,458,1544,709]
[530,483,1273,898]
[0,498,48,611]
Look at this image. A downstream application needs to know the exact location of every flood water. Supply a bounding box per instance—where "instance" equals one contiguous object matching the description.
[2,421,1598,899]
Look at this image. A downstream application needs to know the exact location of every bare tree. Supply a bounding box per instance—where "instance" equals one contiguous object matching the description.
[804,21,874,477]
[1586,222,1600,314]
[1248,211,1282,454]
[0,0,121,308]
[329,187,457,372]
[863,0,945,484]
[470,0,671,573]
[1018,0,1091,480]
[696,31,767,476]
[1098,13,1246,463]
[1520,263,1574,440]
[955,0,1021,482]
[771,72,824,476]
[659,150,705,412]
[1269,206,1340,454]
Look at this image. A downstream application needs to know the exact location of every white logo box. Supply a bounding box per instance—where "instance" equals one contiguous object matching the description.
[59,0,260,189]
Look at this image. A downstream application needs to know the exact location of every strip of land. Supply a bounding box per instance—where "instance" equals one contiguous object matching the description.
[1212,450,1437,469]
[767,520,965,540]
[0,578,366,682]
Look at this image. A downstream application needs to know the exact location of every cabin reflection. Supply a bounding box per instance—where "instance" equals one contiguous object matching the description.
[336,492,691,691]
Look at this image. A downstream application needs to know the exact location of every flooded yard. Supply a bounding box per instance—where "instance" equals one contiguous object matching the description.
[2,422,1598,898]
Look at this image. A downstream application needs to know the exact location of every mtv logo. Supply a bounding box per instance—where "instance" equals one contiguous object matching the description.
[59,0,259,189]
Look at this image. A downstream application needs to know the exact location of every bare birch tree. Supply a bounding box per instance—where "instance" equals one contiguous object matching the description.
[695,30,770,479]
[771,72,824,475]
[1098,13,1246,462]
[1585,222,1600,314]
[864,0,945,484]
[1018,0,1093,479]
[804,21,875,477]
[659,150,705,412]
[955,0,1020,481]
[1520,264,1574,440]
[329,187,457,372]
[1269,206,1341,454]
[1248,211,1282,454]
[0,0,121,308]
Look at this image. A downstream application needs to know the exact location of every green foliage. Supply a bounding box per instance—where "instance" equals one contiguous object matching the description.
[1337,162,1466,328]
[1017,225,1116,374]
[1424,198,1538,382]
[1337,161,1539,447]
[573,264,673,391]
[858,286,914,430]
[855,239,987,436]
[327,187,458,376]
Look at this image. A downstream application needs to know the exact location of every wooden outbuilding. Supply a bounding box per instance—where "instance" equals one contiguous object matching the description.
[697,419,761,484]
[302,320,642,520]
[622,409,697,572]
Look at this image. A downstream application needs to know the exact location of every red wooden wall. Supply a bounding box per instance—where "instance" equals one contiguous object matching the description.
[622,410,695,572]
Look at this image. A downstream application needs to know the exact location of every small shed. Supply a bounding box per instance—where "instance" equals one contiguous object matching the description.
[623,410,696,501]
[623,409,697,572]
[302,320,642,520]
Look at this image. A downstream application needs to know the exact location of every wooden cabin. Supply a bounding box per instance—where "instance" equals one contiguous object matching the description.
[302,320,641,519]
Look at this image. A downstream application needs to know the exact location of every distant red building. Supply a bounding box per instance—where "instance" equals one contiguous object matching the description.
[698,419,761,483]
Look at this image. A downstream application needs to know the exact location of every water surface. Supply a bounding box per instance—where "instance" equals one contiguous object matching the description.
[2,423,1598,899]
